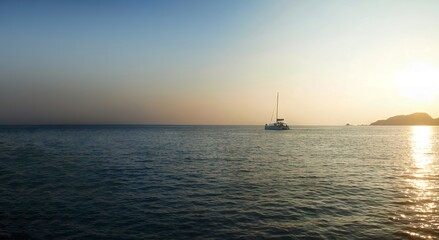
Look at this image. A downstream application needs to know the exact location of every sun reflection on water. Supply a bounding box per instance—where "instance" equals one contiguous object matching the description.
[404,126,438,239]
[412,126,434,170]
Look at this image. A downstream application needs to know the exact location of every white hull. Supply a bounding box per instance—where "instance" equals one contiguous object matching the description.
[265,124,290,130]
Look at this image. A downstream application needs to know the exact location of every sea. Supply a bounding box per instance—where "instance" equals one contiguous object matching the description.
[0,125,438,239]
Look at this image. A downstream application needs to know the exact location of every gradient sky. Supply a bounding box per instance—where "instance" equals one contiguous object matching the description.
[2,0,439,125]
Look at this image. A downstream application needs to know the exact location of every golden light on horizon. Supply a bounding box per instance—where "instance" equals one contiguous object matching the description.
[395,63,439,103]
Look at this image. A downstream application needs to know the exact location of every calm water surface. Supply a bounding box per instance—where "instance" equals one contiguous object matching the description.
[0,126,438,239]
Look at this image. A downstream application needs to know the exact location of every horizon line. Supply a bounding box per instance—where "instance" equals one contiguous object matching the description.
[0,123,364,127]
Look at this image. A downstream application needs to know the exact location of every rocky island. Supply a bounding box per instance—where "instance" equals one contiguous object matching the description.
[370,112,439,125]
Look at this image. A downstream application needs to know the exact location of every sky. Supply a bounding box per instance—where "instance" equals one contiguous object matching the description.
[1,0,439,125]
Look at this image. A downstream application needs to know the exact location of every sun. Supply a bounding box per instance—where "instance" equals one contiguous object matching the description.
[395,63,439,102]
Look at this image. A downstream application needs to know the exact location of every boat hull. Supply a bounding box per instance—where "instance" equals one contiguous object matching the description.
[265,125,290,130]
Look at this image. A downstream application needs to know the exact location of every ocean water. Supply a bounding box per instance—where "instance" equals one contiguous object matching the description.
[0,125,438,239]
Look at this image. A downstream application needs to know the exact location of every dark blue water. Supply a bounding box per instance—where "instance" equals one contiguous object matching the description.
[0,126,438,239]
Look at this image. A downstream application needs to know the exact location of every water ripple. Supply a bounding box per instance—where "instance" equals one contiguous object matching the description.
[0,126,438,239]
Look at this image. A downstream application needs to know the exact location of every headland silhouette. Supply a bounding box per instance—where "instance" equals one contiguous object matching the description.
[370,112,439,125]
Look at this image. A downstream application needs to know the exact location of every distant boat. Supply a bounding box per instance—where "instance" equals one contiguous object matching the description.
[265,93,290,130]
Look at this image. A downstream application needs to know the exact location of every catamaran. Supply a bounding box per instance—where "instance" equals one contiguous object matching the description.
[265,93,290,130]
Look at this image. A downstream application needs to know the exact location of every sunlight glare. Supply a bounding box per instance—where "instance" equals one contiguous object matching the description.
[411,126,433,170]
[405,126,437,239]
[395,63,439,102]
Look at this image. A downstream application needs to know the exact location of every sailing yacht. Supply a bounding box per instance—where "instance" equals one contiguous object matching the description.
[265,93,290,130]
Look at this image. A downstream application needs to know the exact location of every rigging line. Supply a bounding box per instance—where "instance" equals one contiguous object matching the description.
[268,95,276,123]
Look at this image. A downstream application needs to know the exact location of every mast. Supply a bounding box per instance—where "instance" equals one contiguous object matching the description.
[276,92,279,122]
